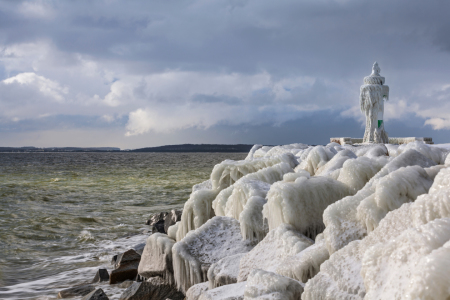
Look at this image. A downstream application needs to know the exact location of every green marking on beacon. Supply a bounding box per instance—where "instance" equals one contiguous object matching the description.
[378,120,383,128]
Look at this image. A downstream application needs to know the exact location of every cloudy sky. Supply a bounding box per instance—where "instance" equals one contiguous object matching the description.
[1,0,450,149]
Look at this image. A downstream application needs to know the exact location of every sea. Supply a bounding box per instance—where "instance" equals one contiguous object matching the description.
[0,152,247,299]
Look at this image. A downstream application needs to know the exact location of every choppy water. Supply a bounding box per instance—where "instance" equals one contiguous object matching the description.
[0,152,246,299]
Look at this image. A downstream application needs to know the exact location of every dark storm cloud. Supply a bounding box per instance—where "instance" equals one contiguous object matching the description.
[0,0,449,147]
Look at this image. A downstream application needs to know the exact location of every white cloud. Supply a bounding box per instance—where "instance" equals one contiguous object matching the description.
[3,72,68,102]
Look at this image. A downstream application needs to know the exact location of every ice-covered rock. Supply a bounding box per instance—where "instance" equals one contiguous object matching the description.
[303,166,450,300]
[238,224,313,282]
[186,282,209,300]
[198,282,246,300]
[167,221,179,240]
[138,233,175,284]
[173,216,254,293]
[263,176,350,239]
[212,162,294,242]
[276,234,329,284]
[314,149,357,177]
[296,146,336,176]
[245,144,263,160]
[193,180,212,192]
[362,218,450,300]
[244,269,303,300]
[211,154,298,191]
[322,149,436,254]
[388,141,449,164]
[177,155,298,241]
[207,253,245,289]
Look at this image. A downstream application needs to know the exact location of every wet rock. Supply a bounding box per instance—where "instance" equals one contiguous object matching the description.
[81,288,109,300]
[164,209,182,233]
[92,269,109,283]
[115,249,141,268]
[57,284,95,299]
[110,262,140,284]
[146,212,168,226]
[119,277,184,300]
[133,243,146,255]
[151,219,166,234]
[111,254,118,266]
[118,280,134,289]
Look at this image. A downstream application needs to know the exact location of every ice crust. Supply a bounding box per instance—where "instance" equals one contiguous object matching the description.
[137,233,176,283]
[303,166,450,300]
[173,216,254,293]
[198,282,247,300]
[177,155,297,241]
[244,269,304,300]
[207,252,245,289]
[238,224,313,282]
[263,175,351,239]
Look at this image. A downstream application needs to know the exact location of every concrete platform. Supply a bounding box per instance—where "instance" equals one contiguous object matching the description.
[330,137,433,145]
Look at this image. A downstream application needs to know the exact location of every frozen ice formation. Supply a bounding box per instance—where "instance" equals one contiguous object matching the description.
[238,224,313,282]
[172,216,254,293]
[207,252,245,289]
[263,175,351,239]
[322,149,436,254]
[176,154,298,241]
[212,162,294,242]
[361,62,390,143]
[244,269,303,300]
[303,165,450,300]
[147,141,450,300]
[138,233,176,283]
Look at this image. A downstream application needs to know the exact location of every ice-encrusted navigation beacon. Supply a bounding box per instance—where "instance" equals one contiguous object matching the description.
[360,62,389,143]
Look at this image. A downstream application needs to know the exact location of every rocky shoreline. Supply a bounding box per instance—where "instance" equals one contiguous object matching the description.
[56,141,450,299]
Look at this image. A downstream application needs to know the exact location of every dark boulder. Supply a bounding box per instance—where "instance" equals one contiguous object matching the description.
[81,288,109,300]
[119,277,184,300]
[111,254,118,266]
[145,212,168,226]
[163,209,182,233]
[133,243,146,255]
[110,261,140,284]
[57,284,95,299]
[92,268,109,283]
[115,249,141,268]
[151,219,166,234]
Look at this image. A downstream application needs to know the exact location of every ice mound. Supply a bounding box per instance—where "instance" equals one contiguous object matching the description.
[186,282,209,300]
[138,233,176,283]
[176,189,219,241]
[314,149,357,177]
[303,166,450,300]
[198,282,247,300]
[388,141,449,164]
[211,153,298,190]
[296,145,336,175]
[356,165,434,232]
[193,179,212,192]
[172,216,254,293]
[263,176,350,239]
[212,162,294,242]
[167,222,179,240]
[244,269,304,300]
[238,224,313,282]
[253,143,309,158]
[207,252,245,289]
[245,144,263,160]
[276,233,329,284]
[322,149,436,254]
[362,218,450,300]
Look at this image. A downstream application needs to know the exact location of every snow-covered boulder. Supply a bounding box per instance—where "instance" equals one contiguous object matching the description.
[237,224,313,282]
[244,269,303,300]
[207,253,245,289]
[322,149,436,254]
[276,233,329,284]
[303,166,450,300]
[198,282,246,300]
[296,145,336,176]
[173,216,254,293]
[186,282,209,300]
[314,149,357,177]
[137,233,175,284]
[263,176,350,239]
[388,141,448,164]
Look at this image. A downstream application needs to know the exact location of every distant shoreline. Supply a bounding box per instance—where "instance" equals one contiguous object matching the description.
[0,144,256,153]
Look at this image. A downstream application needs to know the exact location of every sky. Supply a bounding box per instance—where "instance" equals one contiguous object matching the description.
[1,0,450,149]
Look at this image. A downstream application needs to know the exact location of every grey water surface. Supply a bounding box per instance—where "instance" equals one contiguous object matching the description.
[0,152,246,299]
